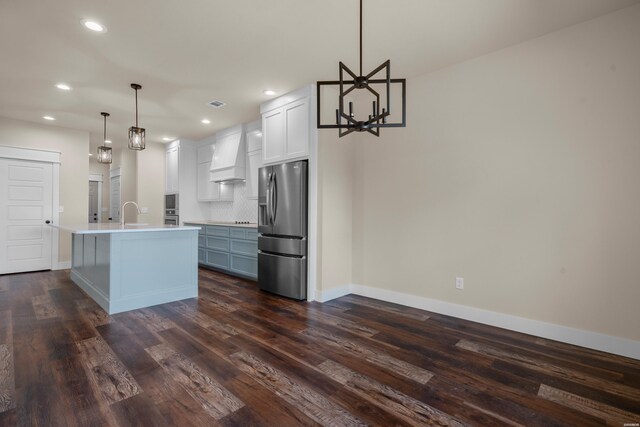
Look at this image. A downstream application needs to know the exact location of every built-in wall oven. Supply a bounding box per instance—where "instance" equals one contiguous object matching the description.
[165,193,179,225]
[164,215,179,226]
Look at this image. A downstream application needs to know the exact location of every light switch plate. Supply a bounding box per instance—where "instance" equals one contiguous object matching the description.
[58,206,64,213]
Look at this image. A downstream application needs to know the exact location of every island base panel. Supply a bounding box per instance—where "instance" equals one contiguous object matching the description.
[71,230,198,314]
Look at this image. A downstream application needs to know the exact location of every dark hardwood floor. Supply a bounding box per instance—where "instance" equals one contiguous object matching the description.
[0,268,639,426]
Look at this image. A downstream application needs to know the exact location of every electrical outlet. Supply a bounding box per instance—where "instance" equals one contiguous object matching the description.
[455,277,464,290]
[140,207,149,214]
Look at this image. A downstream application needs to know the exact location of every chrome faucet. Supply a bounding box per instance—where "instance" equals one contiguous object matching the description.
[121,201,141,226]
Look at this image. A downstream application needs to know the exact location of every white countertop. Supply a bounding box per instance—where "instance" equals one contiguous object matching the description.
[183,220,258,229]
[52,223,201,234]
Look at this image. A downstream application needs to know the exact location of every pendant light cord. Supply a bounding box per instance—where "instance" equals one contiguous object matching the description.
[135,88,139,127]
[103,115,106,142]
[359,0,363,76]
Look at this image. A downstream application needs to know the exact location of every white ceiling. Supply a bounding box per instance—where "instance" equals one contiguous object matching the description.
[1,0,638,153]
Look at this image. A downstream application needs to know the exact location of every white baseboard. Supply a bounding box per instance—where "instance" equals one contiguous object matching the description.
[54,261,71,270]
[315,284,352,302]
[317,283,640,360]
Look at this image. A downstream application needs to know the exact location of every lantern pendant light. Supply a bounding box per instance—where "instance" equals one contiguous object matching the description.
[316,0,406,137]
[128,83,145,150]
[97,112,113,164]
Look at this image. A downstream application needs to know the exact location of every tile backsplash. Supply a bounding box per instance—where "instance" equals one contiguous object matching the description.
[208,182,258,222]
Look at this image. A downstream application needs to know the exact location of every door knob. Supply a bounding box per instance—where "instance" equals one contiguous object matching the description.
[45,220,51,224]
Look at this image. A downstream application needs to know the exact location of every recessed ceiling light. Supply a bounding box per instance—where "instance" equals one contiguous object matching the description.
[104,139,112,144]
[82,20,107,33]
[42,116,56,121]
[201,119,211,124]
[162,137,174,142]
[56,83,72,91]
[263,90,276,96]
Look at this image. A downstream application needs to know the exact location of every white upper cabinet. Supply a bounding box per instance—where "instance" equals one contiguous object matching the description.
[260,84,315,165]
[283,98,310,159]
[246,121,262,153]
[262,108,284,163]
[197,161,219,201]
[244,120,263,200]
[165,143,180,194]
[197,141,215,165]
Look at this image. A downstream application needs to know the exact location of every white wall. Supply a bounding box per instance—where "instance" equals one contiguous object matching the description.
[0,116,89,263]
[316,131,356,299]
[110,145,138,223]
[344,4,640,342]
[136,143,165,225]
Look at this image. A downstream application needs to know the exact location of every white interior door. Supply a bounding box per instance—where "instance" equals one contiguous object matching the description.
[110,175,120,222]
[0,158,53,274]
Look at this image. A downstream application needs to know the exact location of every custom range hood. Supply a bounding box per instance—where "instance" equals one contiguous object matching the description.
[209,124,246,183]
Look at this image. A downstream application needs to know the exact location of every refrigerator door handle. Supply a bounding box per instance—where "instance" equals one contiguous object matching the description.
[272,172,277,224]
[266,172,272,225]
[269,172,275,225]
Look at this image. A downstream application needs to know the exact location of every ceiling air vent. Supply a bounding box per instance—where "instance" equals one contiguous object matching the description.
[208,100,226,108]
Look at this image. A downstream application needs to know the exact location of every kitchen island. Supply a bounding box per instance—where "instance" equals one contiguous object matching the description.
[57,223,200,314]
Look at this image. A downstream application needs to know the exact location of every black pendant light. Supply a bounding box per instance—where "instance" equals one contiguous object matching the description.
[317,0,406,137]
[128,83,145,150]
[97,112,113,164]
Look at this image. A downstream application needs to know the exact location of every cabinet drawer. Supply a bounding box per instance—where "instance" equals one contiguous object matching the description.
[230,254,257,278]
[206,250,229,269]
[198,235,205,247]
[198,248,205,264]
[206,225,229,236]
[229,227,258,240]
[206,236,229,251]
[229,228,246,240]
[230,239,257,257]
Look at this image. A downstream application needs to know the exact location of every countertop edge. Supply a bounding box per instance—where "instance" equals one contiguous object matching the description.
[51,224,201,234]
[182,221,258,229]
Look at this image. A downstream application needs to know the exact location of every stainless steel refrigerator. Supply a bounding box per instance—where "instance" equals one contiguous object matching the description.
[258,160,308,300]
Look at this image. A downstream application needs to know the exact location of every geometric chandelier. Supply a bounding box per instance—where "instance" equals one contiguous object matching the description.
[317,0,406,137]
[97,112,112,164]
[128,83,146,150]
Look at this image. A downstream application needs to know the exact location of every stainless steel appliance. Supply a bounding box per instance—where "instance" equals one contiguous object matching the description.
[165,194,179,225]
[165,193,178,216]
[258,160,308,300]
[164,215,179,226]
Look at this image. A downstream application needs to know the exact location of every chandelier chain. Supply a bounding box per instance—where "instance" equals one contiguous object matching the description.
[359,0,363,76]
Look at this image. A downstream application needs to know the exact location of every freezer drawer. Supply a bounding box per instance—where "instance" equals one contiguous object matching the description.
[258,252,307,300]
[258,235,306,256]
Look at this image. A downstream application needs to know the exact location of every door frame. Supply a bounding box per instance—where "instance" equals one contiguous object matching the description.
[88,174,103,223]
[0,145,61,270]
[110,168,121,222]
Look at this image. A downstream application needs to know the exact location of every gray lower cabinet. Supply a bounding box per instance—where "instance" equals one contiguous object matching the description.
[185,223,257,280]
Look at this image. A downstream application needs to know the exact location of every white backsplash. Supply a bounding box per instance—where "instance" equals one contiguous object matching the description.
[208,182,258,222]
